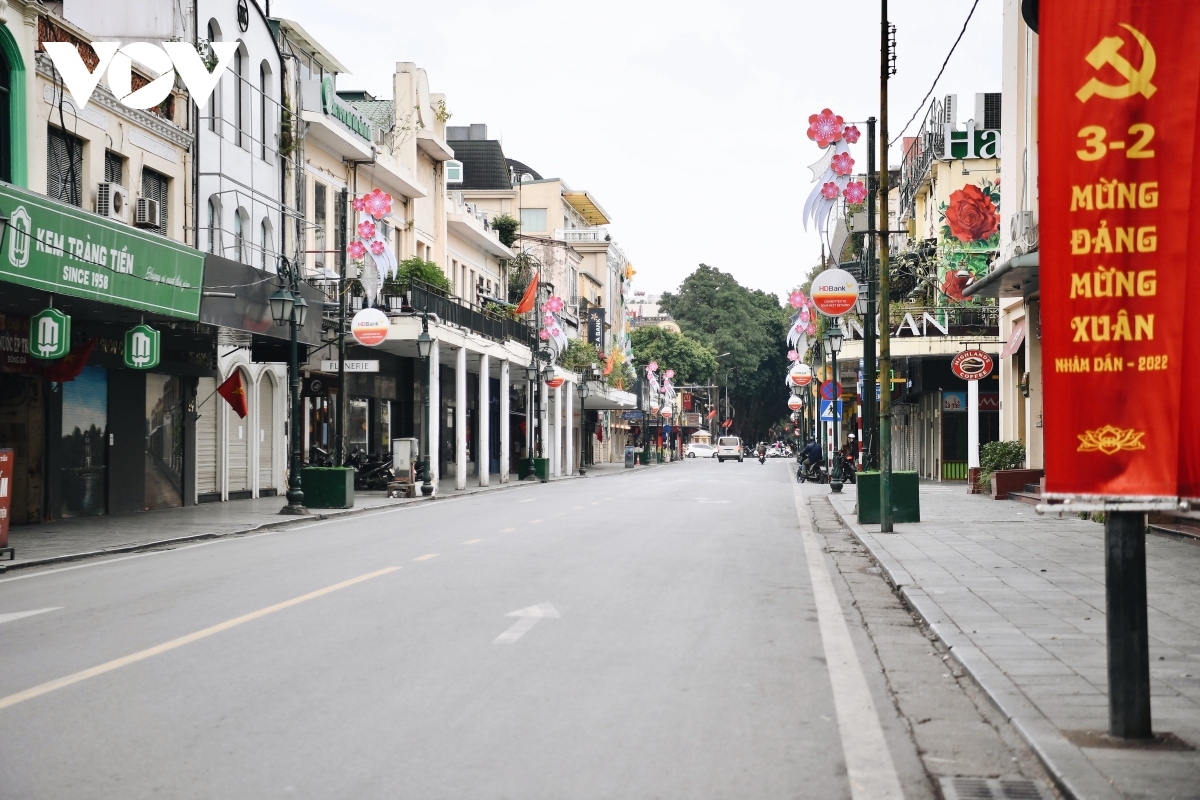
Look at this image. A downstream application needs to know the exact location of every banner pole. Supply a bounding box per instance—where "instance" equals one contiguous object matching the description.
[1105,511,1152,739]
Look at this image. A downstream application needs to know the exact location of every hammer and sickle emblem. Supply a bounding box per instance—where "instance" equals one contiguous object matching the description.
[1076,23,1157,102]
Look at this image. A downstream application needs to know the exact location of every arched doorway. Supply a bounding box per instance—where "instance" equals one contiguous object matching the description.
[258,374,275,494]
[225,368,252,498]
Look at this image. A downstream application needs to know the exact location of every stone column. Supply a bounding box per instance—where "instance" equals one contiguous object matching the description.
[564,380,575,476]
[456,346,467,490]
[428,339,440,493]
[499,360,510,483]
[478,353,490,487]
[552,384,562,477]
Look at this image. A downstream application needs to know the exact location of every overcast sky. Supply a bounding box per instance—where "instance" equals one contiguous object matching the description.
[272,0,1003,299]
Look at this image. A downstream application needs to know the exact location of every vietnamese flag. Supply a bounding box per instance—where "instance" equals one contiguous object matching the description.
[515,273,539,315]
[217,371,249,418]
[603,350,615,375]
[42,338,97,383]
[706,409,717,420]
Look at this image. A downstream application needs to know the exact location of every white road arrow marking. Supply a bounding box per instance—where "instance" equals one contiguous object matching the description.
[0,608,61,626]
[493,603,560,644]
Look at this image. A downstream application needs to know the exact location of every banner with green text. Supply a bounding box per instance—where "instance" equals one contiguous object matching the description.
[0,182,203,320]
[1041,0,1200,499]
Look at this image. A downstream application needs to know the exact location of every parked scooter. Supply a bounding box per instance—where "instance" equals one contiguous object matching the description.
[345,447,395,490]
[838,452,858,484]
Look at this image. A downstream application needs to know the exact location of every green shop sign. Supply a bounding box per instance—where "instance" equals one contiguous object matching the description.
[321,77,373,142]
[123,323,161,369]
[29,307,70,360]
[0,182,204,320]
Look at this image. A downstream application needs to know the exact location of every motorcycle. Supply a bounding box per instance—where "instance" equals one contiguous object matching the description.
[796,458,828,484]
[345,447,396,490]
[838,453,858,484]
[758,451,767,464]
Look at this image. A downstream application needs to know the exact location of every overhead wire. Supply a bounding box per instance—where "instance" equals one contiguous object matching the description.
[888,0,983,148]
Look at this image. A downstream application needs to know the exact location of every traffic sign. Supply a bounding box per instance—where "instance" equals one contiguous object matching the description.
[820,381,842,401]
[819,400,843,420]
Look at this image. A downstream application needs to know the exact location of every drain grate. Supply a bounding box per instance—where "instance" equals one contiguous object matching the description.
[940,777,1048,800]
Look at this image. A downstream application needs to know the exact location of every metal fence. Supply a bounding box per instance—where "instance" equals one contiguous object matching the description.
[400,280,536,348]
[898,97,947,219]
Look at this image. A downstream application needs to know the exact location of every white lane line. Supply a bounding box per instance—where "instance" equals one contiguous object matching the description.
[793,490,903,800]
[462,539,482,545]
[0,608,61,626]
[493,603,560,644]
[413,553,439,561]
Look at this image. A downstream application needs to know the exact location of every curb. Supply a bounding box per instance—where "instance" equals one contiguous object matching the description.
[822,494,1122,800]
[0,459,678,574]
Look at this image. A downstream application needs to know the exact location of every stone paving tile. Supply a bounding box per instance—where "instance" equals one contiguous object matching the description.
[828,484,1200,799]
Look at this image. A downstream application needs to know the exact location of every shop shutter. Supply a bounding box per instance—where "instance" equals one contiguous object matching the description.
[258,377,274,490]
[195,377,218,495]
[226,371,250,492]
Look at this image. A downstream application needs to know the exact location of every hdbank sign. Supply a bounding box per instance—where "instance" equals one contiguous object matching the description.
[43,41,238,111]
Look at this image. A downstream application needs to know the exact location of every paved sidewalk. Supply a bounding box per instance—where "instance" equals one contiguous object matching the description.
[825,483,1200,800]
[2,459,667,571]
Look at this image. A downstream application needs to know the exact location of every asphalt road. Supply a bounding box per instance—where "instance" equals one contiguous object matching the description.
[0,459,926,799]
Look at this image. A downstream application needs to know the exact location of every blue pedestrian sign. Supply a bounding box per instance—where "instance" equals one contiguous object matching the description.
[819,400,843,421]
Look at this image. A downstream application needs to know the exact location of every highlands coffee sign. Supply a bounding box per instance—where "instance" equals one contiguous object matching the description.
[44,41,237,111]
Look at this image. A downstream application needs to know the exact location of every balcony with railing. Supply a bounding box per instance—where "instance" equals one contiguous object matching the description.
[343,279,535,348]
[554,228,611,244]
[898,98,946,221]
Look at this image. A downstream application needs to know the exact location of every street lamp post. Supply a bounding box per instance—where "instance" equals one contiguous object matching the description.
[578,372,591,476]
[416,310,434,496]
[825,327,845,493]
[524,358,540,481]
[270,258,309,515]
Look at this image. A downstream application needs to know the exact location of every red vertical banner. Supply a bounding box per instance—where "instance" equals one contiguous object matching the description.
[0,448,13,548]
[1180,77,1200,501]
[1041,1,1200,498]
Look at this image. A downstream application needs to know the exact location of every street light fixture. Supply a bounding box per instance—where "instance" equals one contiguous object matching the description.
[416,311,434,496]
[825,327,844,493]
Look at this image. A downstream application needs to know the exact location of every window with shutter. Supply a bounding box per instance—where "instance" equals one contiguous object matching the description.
[47,126,82,206]
[141,167,169,236]
[314,182,327,269]
[104,151,123,185]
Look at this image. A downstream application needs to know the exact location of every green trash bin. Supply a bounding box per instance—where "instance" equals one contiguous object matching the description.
[534,457,550,482]
[856,471,921,524]
[299,467,355,509]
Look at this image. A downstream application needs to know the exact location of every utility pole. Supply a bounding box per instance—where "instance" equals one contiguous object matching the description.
[864,117,879,472]
[878,2,895,533]
[335,188,349,465]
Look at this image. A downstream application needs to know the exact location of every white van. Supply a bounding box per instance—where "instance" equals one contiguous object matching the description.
[717,436,743,463]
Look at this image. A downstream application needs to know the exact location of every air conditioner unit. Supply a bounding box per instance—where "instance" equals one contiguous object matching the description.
[134,197,160,229]
[97,183,130,223]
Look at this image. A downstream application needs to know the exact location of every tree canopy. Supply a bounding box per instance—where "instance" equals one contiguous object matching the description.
[658,264,791,440]
[629,326,720,385]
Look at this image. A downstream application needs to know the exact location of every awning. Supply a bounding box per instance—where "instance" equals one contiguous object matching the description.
[962,251,1040,299]
[1000,319,1026,358]
[562,191,612,225]
[200,255,323,347]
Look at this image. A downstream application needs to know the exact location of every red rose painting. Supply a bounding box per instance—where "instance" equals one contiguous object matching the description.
[944,184,1000,243]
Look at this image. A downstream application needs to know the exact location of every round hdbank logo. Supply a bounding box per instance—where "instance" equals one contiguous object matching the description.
[810,268,859,317]
[350,308,390,346]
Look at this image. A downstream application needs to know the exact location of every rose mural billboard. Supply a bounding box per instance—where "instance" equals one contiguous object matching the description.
[937,178,1000,305]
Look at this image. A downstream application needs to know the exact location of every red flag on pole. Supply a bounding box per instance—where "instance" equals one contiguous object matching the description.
[217,371,249,418]
[515,273,539,315]
[42,338,97,383]
[705,409,717,420]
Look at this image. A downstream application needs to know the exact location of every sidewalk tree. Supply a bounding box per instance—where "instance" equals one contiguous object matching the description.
[628,326,719,385]
[658,264,790,440]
